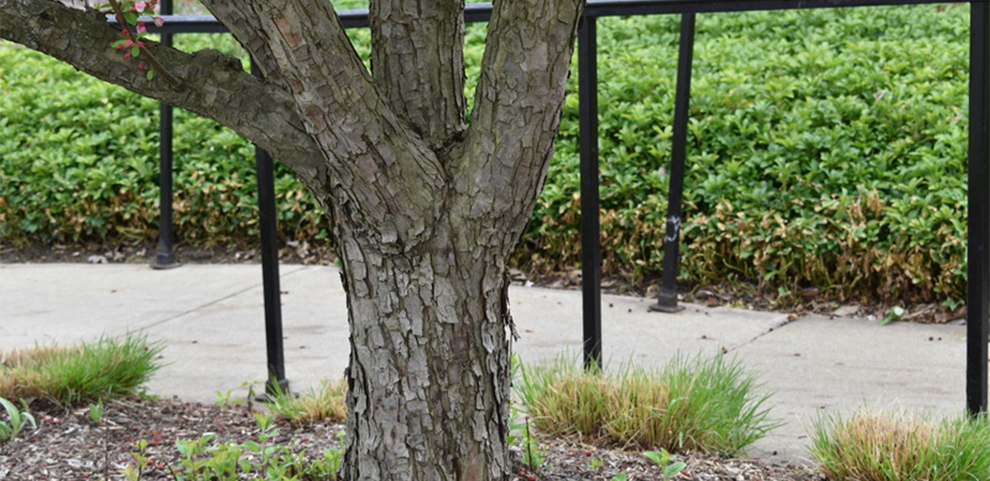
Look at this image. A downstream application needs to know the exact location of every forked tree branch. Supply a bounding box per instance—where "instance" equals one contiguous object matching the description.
[211,0,448,251]
[198,0,289,90]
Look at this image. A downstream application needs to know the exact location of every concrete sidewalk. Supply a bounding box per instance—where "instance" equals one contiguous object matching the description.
[0,262,981,464]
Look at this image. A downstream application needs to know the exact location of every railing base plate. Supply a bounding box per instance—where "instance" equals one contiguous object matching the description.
[150,253,181,270]
[649,303,685,313]
[255,378,292,403]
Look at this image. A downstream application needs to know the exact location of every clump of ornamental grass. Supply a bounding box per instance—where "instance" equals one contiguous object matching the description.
[0,335,163,407]
[810,410,990,481]
[267,378,348,425]
[515,353,777,454]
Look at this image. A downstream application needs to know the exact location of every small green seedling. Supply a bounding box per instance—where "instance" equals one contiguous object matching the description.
[643,449,687,481]
[88,399,105,424]
[214,389,247,410]
[881,306,905,325]
[123,439,150,481]
[0,396,37,443]
[319,431,347,477]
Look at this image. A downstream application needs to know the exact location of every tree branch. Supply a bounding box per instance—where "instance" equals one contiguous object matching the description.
[0,0,325,182]
[453,0,583,228]
[369,0,466,148]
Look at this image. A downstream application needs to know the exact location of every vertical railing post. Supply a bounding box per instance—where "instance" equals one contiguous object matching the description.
[967,0,989,417]
[579,15,603,371]
[251,60,289,397]
[651,12,696,313]
[150,0,180,270]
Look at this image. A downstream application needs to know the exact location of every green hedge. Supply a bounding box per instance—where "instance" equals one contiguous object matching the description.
[0,5,971,305]
[524,5,970,305]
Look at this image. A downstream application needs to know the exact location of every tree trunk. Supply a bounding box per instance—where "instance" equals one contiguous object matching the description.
[338,214,515,480]
[1,1,584,479]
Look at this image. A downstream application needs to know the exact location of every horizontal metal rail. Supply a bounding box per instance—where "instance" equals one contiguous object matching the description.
[583,0,969,15]
[128,0,988,33]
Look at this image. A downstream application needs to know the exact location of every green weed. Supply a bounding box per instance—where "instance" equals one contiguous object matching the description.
[88,399,105,424]
[130,412,344,480]
[643,449,687,481]
[0,396,37,443]
[508,406,549,474]
[213,389,243,410]
[607,450,686,481]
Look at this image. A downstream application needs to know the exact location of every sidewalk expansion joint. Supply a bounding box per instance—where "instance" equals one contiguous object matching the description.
[726,314,803,353]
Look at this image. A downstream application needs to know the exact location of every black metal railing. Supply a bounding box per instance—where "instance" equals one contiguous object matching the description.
[132,0,989,414]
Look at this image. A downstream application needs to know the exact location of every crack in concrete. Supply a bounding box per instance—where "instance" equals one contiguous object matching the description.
[135,265,308,331]
[727,314,803,352]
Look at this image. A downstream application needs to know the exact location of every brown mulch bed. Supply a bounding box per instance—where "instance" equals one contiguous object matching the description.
[0,397,826,481]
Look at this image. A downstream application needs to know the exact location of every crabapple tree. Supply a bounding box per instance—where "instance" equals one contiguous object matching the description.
[0,0,584,479]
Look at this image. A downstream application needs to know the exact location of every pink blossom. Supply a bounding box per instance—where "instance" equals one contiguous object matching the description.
[124,53,131,61]
[125,39,134,47]
[153,16,165,28]
[136,22,147,34]
[134,1,148,10]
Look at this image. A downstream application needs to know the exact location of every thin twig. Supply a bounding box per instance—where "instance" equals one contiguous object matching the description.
[106,0,182,88]
[902,304,937,321]
[164,460,181,481]
[526,416,535,474]
[103,422,110,480]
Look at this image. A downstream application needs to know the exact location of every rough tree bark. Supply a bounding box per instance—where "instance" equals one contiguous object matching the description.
[0,0,583,479]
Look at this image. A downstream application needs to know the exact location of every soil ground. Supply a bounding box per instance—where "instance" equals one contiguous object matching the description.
[0,397,826,481]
